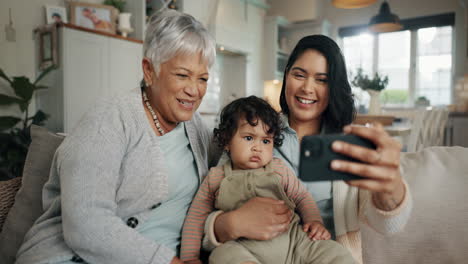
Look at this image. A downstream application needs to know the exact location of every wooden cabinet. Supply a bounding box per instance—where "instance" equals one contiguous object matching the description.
[445,112,468,147]
[38,26,143,133]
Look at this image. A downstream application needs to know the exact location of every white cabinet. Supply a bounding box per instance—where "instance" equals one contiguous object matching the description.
[263,16,290,81]
[39,26,143,133]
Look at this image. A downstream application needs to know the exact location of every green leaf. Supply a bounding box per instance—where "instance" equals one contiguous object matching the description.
[0,94,22,106]
[18,101,29,112]
[0,116,22,131]
[11,76,35,101]
[0,68,12,84]
[30,110,49,126]
[34,65,56,85]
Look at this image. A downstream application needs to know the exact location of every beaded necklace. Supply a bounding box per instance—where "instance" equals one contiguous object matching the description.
[142,90,165,136]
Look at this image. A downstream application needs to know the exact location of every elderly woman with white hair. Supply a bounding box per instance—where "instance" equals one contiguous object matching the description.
[16,10,216,264]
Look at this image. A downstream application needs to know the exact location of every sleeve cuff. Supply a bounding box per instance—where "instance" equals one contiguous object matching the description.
[371,179,411,217]
[365,179,413,234]
[202,210,224,251]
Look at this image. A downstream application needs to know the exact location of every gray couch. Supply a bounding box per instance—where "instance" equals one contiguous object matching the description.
[0,125,467,263]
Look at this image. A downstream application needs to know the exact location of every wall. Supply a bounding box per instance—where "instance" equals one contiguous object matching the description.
[322,0,467,86]
[0,0,106,121]
[267,0,323,23]
[185,0,267,97]
[0,0,59,119]
[1,0,266,128]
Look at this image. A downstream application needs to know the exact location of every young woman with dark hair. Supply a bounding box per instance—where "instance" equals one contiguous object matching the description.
[204,35,412,264]
[279,34,355,134]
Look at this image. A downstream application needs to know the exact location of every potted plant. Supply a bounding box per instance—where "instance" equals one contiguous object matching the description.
[415,96,430,107]
[0,66,55,180]
[103,0,126,12]
[351,68,389,115]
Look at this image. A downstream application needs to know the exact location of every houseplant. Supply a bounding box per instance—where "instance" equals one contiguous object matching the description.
[103,0,126,12]
[0,66,55,180]
[351,68,389,114]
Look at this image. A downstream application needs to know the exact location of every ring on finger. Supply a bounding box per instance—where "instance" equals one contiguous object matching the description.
[374,151,382,163]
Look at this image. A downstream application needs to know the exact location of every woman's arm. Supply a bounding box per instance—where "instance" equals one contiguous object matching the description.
[329,123,412,233]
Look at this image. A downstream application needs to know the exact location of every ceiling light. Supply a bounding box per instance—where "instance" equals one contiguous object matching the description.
[369,1,403,33]
[332,0,376,9]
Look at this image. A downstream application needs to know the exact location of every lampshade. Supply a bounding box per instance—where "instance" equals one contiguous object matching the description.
[332,0,376,9]
[369,1,403,33]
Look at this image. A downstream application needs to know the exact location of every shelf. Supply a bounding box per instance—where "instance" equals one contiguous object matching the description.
[62,23,143,44]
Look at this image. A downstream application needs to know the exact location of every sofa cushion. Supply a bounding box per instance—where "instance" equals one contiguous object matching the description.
[362,146,468,263]
[0,125,64,264]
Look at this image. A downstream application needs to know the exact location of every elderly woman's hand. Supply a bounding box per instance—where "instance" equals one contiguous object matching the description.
[330,123,406,211]
[214,197,292,242]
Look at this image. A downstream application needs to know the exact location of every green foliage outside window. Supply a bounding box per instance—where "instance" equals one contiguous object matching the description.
[381,89,408,105]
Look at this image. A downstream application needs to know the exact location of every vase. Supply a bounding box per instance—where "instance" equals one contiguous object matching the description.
[118,13,133,37]
[367,90,381,115]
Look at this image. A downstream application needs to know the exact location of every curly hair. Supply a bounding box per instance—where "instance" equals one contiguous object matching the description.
[213,96,284,148]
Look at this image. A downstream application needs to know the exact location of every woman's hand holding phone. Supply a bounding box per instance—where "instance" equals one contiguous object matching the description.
[330,123,406,211]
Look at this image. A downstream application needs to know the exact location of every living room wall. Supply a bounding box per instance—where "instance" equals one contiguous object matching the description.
[0,0,104,121]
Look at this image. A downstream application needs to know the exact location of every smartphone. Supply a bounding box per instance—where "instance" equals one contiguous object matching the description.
[299,134,376,182]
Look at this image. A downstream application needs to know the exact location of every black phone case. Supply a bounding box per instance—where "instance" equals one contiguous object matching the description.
[299,134,376,182]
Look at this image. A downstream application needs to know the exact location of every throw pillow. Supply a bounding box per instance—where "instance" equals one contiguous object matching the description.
[0,125,64,264]
[362,146,468,264]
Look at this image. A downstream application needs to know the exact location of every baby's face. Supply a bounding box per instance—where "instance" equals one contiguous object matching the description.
[227,118,274,170]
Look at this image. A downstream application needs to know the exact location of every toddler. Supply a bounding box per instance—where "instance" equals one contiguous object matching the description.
[180,96,355,264]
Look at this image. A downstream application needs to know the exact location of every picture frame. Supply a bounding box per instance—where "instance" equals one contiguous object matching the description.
[69,2,118,34]
[45,5,68,24]
[35,24,58,70]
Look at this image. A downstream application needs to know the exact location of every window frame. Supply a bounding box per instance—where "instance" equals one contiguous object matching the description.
[339,13,455,106]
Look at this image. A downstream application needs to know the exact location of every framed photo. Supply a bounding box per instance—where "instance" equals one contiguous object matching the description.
[45,5,68,24]
[35,24,58,70]
[70,2,117,34]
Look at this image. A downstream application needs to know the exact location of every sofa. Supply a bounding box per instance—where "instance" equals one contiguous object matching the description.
[0,125,467,263]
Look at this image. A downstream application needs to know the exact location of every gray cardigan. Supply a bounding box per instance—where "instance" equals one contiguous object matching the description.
[16,88,218,264]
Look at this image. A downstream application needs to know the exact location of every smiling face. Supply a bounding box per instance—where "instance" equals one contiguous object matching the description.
[226,118,274,170]
[285,49,329,127]
[143,52,209,126]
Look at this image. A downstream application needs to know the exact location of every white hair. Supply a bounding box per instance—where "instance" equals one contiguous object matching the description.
[144,10,216,75]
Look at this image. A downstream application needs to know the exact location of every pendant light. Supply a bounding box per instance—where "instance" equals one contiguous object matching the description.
[369,1,403,33]
[332,0,376,9]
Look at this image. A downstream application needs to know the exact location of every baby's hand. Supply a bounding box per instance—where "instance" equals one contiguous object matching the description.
[303,221,331,241]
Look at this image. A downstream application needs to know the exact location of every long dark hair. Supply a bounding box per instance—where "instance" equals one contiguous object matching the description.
[279,35,356,133]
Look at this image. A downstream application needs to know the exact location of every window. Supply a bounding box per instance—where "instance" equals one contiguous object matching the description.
[416,26,452,105]
[340,14,454,107]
